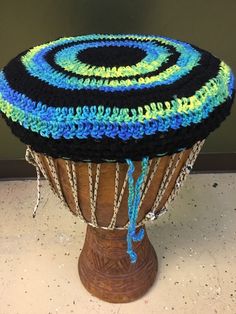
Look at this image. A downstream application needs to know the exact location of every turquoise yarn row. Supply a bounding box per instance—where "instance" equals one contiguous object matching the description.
[126,157,149,263]
[21,34,201,91]
[0,66,233,141]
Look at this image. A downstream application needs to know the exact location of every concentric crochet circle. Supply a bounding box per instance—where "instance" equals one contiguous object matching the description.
[0,34,235,162]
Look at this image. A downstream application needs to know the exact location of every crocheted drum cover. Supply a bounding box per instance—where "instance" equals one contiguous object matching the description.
[0,34,235,162]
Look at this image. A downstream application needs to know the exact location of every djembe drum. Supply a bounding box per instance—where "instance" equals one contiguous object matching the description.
[0,34,234,303]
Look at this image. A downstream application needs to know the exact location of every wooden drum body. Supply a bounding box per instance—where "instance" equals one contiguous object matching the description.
[27,141,203,303]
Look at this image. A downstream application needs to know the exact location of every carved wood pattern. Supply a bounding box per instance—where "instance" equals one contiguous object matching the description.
[79,225,157,303]
[36,149,193,303]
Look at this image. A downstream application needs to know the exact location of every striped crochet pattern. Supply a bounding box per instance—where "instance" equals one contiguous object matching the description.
[0,34,235,162]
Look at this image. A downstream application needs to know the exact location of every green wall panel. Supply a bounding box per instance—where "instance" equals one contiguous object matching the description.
[0,0,235,159]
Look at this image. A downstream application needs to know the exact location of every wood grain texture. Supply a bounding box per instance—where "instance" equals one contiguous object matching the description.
[37,148,192,228]
[79,225,157,303]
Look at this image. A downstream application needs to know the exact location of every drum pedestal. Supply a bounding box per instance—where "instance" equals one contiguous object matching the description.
[79,225,158,303]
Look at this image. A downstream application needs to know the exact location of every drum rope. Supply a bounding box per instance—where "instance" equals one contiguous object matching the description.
[139,159,152,198]
[108,162,120,229]
[33,153,51,183]
[108,163,128,229]
[65,161,86,222]
[126,157,149,263]
[45,156,67,206]
[32,150,68,209]
[165,140,205,207]
[25,147,41,218]
[137,159,160,212]
[143,140,204,222]
[151,152,182,212]
[25,141,204,232]
[88,163,101,227]
[123,158,157,229]
[26,147,67,217]
[139,154,176,222]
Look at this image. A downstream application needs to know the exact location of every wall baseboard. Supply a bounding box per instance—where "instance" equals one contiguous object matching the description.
[0,153,236,179]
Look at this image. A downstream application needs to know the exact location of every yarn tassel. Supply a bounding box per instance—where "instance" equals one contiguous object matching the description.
[126,157,149,263]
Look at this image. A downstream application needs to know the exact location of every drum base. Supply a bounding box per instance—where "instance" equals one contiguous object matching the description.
[78,225,158,303]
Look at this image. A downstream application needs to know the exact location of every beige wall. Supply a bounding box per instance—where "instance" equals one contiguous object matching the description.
[0,0,235,159]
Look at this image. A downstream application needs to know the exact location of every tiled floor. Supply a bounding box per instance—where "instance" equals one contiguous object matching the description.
[0,174,235,314]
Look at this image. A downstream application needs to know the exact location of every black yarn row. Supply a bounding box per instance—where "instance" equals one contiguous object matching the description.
[44,39,180,80]
[78,46,147,67]
[2,94,234,163]
[3,39,220,108]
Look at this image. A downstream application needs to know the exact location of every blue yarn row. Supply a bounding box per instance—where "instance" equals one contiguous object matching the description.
[0,71,232,141]
[22,36,201,91]
[54,41,170,76]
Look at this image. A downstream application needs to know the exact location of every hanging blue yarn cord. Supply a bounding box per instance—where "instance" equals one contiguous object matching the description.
[126,156,149,263]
